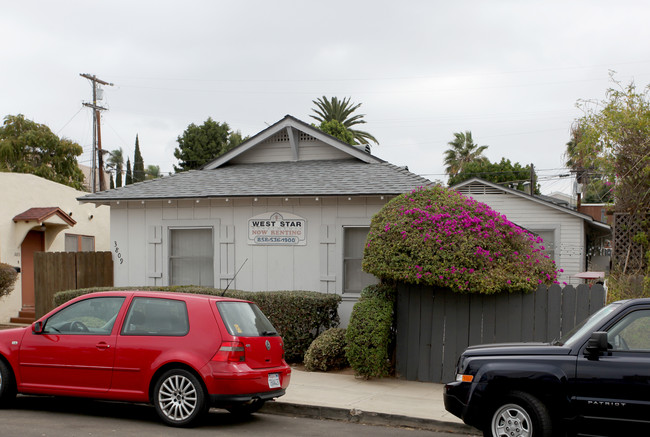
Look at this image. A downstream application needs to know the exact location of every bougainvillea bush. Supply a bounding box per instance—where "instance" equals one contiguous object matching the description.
[362,185,560,294]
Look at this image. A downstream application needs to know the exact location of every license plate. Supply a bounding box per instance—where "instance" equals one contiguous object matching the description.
[268,373,281,389]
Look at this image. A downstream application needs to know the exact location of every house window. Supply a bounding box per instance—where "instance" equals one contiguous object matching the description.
[169,228,214,287]
[343,226,378,294]
[65,234,95,252]
[533,230,555,261]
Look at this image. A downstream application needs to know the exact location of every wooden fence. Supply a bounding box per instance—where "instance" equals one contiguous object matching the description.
[395,283,606,383]
[34,251,113,318]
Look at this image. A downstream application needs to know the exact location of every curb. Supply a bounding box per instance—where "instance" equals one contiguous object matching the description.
[260,401,481,435]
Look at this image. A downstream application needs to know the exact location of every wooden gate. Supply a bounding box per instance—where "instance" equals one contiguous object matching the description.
[396,283,606,383]
[34,251,113,318]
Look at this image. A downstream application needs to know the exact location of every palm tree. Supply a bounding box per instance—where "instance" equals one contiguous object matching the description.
[443,131,488,176]
[310,96,378,145]
[107,147,124,188]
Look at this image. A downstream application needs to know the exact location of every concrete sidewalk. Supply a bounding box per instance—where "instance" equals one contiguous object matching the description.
[261,366,480,435]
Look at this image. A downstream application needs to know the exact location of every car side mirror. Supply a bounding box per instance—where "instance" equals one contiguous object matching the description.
[32,321,44,334]
[585,331,608,355]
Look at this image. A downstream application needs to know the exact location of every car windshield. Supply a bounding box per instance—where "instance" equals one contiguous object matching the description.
[216,301,278,337]
[555,302,622,347]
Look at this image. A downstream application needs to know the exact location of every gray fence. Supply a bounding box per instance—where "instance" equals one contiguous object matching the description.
[395,283,606,383]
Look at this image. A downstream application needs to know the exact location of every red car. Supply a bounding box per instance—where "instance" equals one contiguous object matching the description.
[0,291,291,426]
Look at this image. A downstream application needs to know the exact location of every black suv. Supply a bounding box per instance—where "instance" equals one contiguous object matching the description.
[444,298,650,437]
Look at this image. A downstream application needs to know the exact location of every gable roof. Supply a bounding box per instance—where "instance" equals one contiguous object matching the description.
[13,207,76,226]
[202,115,383,169]
[79,160,433,204]
[79,114,433,204]
[452,177,611,234]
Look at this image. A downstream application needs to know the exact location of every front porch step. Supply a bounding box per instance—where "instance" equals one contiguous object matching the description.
[10,309,35,325]
[9,317,33,325]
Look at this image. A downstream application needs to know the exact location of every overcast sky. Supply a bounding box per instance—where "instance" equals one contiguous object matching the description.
[3,1,650,195]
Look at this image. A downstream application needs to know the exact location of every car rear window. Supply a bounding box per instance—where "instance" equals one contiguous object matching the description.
[216,301,277,337]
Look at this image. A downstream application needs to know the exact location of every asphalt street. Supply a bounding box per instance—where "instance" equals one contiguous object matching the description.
[0,395,475,437]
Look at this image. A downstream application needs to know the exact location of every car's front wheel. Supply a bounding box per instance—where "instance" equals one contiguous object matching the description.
[153,369,208,427]
[484,391,552,437]
[0,360,17,408]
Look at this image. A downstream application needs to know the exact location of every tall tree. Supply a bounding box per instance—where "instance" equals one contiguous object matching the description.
[107,147,124,188]
[564,124,613,204]
[125,158,133,185]
[133,134,145,183]
[443,131,489,177]
[0,114,85,190]
[574,75,650,282]
[310,96,378,145]
[574,76,650,213]
[447,158,539,194]
[174,118,245,172]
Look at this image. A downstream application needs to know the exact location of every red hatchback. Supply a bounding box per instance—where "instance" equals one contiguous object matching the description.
[0,291,291,426]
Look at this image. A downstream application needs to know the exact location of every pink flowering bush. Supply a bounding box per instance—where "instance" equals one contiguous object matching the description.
[363,186,560,294]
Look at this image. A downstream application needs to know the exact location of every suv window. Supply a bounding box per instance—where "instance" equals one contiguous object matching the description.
[216,302,277,337]
[607,309,650,351]
[122,297,189,336]
[44,296,125,335]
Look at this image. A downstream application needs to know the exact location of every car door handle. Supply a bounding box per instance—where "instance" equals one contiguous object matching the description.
[96,342,111,350]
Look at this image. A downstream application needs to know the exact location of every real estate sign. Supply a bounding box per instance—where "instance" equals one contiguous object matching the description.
[248,212,306,246]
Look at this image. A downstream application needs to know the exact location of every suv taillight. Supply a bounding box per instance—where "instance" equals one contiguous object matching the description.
[213,341,246,362]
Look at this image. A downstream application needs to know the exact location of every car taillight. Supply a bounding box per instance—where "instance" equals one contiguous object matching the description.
[213,341,246,362]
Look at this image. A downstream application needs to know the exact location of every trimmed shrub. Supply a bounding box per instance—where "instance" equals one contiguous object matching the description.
[345,284,395,378]
[53,286,341,363]
[0,263,18,299]
[363,185,560,294]
[304,328,348,372]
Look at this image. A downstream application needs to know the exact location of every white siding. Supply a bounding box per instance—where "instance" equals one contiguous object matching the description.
[110,195,391,325]
[464,191,585,284]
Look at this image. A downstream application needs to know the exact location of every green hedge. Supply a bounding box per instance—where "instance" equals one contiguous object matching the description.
[53,286,341,363]
[345,283,395,378]
[0,263,18,299]
[304,327,348,372]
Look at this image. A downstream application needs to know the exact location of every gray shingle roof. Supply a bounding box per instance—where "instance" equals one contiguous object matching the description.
[78,160,433,203]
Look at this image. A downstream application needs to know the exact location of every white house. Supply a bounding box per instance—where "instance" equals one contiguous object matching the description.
[0,173,110,324]
[79,115,433,323]
[451,178,612,285]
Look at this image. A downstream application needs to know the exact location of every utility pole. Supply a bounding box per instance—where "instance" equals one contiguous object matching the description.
[80,73,113,192]
[529,163,535,196]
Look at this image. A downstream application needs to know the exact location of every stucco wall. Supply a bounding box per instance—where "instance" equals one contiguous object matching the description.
[109,196,389,326]
[0,173,110,323]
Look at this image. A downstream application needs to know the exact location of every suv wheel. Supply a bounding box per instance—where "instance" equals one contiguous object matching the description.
[484,391,552,437]
[153,369,207,427]
[0,360,17,407]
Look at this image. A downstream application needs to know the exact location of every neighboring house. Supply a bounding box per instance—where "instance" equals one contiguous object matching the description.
[0,173,110,324]
[451,178,612,285]
[79,115,432,324]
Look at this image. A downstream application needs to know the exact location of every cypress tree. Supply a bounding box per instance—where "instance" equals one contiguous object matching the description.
[133,134,145,183]
[125,158,133,185]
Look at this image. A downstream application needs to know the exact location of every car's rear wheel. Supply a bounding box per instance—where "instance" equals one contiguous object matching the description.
[153,369,208,427]
[226,399,265,416]
[0,360,17,408]
[484,391,552,437]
